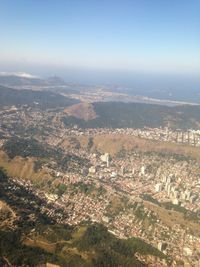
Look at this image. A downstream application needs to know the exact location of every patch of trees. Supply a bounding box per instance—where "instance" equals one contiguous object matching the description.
[141,194,161,206]
[3,137,53,159]
[76,223,166,264]
[56,184,67,196]
[0,168,7,181]
[0,230,58,266]
[33,159,44,172]
[72,182,95,195]
[59,154,90,173]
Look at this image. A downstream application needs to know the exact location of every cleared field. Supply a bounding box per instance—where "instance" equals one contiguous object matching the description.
[23,237,56,253]
[143,200,200,236]
[61,134,200,161]
[0,151,52,182]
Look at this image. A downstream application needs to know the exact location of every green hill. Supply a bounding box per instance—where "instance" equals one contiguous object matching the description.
[62,102,200,130]
[0,85,78,109]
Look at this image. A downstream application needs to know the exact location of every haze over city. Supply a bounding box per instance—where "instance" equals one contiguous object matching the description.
[0,0,199,86]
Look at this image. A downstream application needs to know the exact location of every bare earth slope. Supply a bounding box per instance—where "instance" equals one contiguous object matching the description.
[63,102,97,121]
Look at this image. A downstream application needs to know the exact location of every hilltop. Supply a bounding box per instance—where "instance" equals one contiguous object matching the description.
[63,102,98,121]
[0,72,66,87]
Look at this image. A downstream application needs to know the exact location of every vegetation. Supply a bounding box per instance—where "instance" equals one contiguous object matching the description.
[162,202,200,221]
[0,85,78,109]
[3,137,90,174]
[62,101,200,130]
[3,137,57,159]
[57,183,67,196]
[141,194,161,206]
[0,168,166,267]
[60,154,90,173]
[33,159,44,172]
[0,167,7,181]
[76,224,166,266]
[71,182,95,195]
[0,230,58,266]
[141,195,200,222]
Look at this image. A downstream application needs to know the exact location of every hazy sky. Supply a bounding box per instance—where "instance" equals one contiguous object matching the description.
[0,0,199,76]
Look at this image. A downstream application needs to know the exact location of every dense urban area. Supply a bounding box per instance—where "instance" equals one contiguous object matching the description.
[0,98,200,267]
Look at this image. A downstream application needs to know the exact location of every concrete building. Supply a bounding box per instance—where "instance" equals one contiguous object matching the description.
[120,166,125,176]
[155,183,163,192]
[141,166,146,175]
[100,153,110,167]
[89,166,96,174]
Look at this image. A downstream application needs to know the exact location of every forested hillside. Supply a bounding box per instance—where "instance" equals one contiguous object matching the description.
[0,86,78,109]
[62,102,200,130]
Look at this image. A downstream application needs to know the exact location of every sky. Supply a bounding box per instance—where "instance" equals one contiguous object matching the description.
[0,0,199,80]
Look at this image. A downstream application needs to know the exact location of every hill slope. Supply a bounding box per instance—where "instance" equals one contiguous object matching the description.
[62,102,200,129]
[0,169,166,267]
[0,85,78,109]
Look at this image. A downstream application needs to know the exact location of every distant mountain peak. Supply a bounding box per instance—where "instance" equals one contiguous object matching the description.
[0,72,39,79]
[47,75,66,85]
